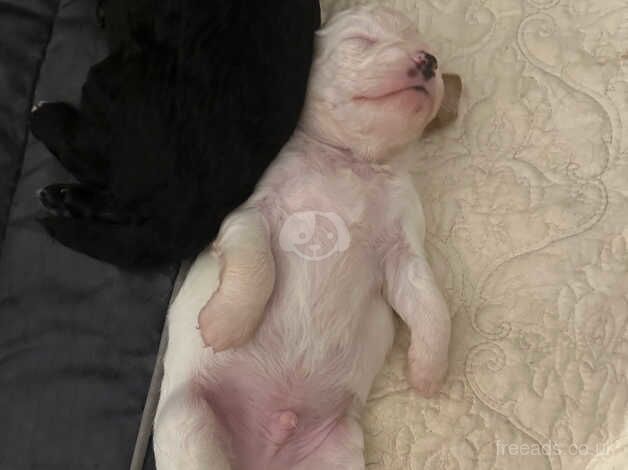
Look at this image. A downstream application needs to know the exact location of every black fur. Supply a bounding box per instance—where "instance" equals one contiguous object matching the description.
[31,0,321,268]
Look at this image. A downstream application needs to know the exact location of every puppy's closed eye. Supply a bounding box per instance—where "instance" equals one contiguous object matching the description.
[346,35,378,48]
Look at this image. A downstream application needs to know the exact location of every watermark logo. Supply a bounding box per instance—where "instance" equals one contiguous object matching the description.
[496,440,612,457]
[279,211,350,261]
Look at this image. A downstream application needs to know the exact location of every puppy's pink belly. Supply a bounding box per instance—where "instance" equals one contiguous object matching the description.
[199,360,352,470]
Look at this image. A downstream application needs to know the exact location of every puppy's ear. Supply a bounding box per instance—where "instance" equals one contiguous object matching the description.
[426,74,462,133]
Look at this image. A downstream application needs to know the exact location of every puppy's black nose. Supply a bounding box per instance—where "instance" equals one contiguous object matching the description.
[413,51,438,80]
[423,53,438,72]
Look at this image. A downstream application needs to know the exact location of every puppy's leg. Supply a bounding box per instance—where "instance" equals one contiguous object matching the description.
[38,217,168,267]
[384,246,451,397]
[198,207,275,352]
[30,103,109,187]
[38,184,134,224]
[296,414,365,470]
[154,384,231,470]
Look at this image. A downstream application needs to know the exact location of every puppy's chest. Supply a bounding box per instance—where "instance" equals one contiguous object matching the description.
[271,164,398,236]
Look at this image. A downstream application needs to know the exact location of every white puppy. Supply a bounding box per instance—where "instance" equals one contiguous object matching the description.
[154,6,454,470]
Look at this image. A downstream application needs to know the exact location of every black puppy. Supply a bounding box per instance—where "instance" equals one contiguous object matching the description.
[31,0,321,267]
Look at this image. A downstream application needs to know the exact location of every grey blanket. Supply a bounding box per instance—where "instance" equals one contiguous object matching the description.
[0,1,176,468]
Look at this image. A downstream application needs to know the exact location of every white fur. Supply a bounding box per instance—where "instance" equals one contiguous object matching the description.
[155,6,451,469]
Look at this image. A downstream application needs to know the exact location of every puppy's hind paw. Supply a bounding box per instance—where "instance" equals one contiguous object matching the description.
[37,186,71,218]
[409,373,445,398]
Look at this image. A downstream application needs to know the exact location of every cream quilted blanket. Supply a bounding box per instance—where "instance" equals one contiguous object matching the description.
[318,0,628,469]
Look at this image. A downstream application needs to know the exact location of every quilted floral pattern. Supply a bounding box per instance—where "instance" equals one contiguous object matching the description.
[320,0,628,468]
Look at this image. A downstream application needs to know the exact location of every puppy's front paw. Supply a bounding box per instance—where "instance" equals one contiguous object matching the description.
[198,301,262,352]
[407,344,448,398]
[31,100,49,113]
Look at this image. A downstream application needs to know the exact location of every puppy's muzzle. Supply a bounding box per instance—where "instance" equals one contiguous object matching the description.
[412,51,438,80]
